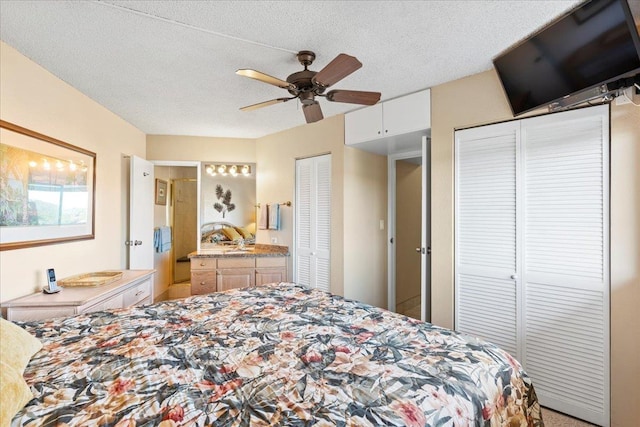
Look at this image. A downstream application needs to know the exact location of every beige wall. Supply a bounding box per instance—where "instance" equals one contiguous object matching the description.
[146,135,256,163]
[0,42,146,302]
[609,102,640,426]
[150,117,388,306]
[395,160,422,306]
[431,68,640,426]
[343,146,387,308]
[256,116,345,295]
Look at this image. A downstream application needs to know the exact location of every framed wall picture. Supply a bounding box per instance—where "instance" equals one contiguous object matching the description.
[0,120,96,251]
[155,179,167,205]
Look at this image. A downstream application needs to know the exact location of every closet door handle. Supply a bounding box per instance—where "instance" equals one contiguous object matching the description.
[510,274,518,280]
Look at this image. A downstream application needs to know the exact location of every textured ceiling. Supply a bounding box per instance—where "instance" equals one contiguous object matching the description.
[0,0,605,139]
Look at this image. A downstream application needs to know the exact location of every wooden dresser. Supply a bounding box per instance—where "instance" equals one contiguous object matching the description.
[2,270,154,322]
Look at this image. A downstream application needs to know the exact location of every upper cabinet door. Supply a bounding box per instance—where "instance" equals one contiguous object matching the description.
[344,103,383,145]
[383,89,431,137]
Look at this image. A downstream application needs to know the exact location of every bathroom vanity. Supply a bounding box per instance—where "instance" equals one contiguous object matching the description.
[189,244,289,295]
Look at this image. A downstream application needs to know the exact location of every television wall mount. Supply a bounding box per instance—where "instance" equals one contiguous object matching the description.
[548,74,640,112]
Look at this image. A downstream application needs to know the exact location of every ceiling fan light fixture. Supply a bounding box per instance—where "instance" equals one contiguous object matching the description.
[237,50,378,124]
[303,101,324,123]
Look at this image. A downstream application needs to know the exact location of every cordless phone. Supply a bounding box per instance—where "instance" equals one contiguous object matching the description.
[43,268,61,294]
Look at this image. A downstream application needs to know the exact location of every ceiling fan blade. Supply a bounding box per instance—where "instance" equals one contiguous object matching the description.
[236,69,294,90]
[303,101,324,123]
[240,97,293,111]
[312,53,362,88]
[326,89,381,105]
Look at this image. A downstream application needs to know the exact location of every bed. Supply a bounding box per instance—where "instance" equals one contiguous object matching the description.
[12,283,543,426]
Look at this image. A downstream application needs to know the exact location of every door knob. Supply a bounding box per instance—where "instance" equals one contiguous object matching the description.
[510,274,518,280]
[415,247,421,253]
[134,240,142,246]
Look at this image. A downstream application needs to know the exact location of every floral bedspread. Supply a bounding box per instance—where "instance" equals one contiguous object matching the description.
[15,283,543,427]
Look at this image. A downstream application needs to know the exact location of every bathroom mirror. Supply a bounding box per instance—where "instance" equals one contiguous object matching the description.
[200,162,256,245]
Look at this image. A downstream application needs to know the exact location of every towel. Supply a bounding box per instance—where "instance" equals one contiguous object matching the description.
[258,204,268,230]
[268,203,280,230]
[154,226,172,253]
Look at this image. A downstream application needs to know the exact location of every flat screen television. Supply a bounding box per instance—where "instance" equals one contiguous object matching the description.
[494,0,640,116]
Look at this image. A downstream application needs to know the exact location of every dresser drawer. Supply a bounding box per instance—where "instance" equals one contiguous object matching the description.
[191,258,217,270]
[217,257,255,269]
[191,271,217,295]
[6,307,77,322]
[83,293,124,313]
[256,257,286,268]
[123,279,151,306]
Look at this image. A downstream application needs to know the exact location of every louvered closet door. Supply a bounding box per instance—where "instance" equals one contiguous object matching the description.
[521,105,609,426]
[295,154,331,292]
[455,121,520,358]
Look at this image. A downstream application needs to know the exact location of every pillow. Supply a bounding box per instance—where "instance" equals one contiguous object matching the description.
[235,227,253,240]
[0,360,33,426]
[221,227,243,241]
[0,318,42,373]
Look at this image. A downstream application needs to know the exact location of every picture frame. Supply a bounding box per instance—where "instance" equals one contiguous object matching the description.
[155,179,167,205]
[0,120,96,251]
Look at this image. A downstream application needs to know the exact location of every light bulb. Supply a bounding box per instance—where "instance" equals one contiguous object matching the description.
[29,161,37,167]
[69,162,77,171]
[241,165,251,175]
[43,160,50,170]
[217,165,226,174]
[206,166,213,174]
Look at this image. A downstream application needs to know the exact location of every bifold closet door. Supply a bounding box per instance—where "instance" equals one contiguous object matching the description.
[521,105,609,426]
[455,121,520,358]
[455,105,609,426]
[295,154,331,292]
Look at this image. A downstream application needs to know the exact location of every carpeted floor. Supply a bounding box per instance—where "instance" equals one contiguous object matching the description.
[542,408,596,426]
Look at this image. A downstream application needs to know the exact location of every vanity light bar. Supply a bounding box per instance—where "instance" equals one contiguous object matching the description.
[205,164,251,177]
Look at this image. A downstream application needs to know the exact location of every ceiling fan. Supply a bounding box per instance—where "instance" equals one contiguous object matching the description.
[236,50,381,124]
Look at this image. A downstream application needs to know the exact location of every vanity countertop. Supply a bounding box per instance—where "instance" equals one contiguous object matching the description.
[189,244,289,258]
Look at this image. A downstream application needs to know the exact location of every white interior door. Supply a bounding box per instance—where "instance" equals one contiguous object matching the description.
[520,106,610,426]
[295,154,331,291]
[454,105,609,426]
[129,155,154,269]
[455,121,520,358]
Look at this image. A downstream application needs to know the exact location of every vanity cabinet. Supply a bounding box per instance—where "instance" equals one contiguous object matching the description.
[217,258,256,291]
[190,254,287,295]
[344,89,431,145]
[2,270,154,322]
[255,257,287,286]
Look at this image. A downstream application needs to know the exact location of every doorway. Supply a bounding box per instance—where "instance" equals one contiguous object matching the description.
[172,177,198,284]
[395,157,422,319]
[151,161,200,298]
[388,137,430,321]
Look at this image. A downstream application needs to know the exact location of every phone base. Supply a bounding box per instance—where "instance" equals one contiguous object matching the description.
[42,287,61,294]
